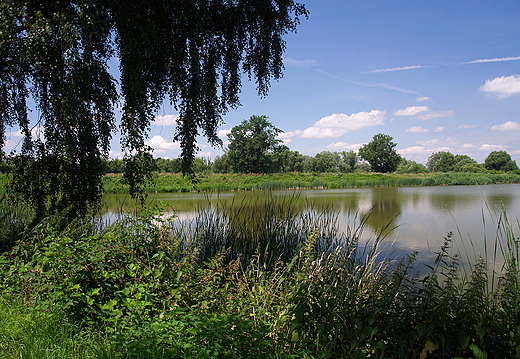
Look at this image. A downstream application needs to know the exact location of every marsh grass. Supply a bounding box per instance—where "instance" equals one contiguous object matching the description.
[100,172,520,194]
[0,193,519,358]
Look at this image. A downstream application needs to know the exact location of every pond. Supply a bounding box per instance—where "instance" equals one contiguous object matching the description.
[101,183,520,273]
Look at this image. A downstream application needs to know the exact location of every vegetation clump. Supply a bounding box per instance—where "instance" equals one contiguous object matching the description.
[0,195,519,358]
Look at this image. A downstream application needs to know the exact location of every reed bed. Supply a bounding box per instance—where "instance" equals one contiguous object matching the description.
[0,194,519,358]
[101,172,520,194]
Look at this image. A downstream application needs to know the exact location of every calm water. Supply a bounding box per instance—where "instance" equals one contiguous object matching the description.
[102,183,520,272]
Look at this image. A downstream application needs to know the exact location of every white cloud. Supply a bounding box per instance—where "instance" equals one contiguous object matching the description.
[461,143,476,148]
[459,124,476,129]
[434,127,445,132]
[326,142,364,151]
[198,151,213,157]
[491,121,520,131]
[406,126,429,133]
[417,138,439,146]
[145,135,180,150]
[416,96,431,102]
[394,106,429,116]
[153,114,179,126]
[301,110,386,139]
[218,129,232,138]
[463,56,520,64]
[109,150,124,159]
[278,130,303,139]
[479,144,507,152]
[370,65,427,73]
[417,110,454,121]
[480,75,520,98]
[282,138,293,145]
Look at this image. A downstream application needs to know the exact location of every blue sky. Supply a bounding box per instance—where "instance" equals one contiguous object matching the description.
[6,1,520,165]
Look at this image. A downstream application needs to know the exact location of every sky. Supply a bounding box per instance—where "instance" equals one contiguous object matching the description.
[5,0,520,165]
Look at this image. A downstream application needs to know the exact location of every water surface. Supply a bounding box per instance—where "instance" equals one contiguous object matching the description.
[102,183,520,272]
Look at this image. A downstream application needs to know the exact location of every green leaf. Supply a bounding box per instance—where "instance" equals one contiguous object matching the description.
[459,332,470,349]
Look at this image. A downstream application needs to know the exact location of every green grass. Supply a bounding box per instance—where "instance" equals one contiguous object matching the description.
[101,172,520,194]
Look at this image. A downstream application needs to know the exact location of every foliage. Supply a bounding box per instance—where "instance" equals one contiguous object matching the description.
[396,158,429,174]
[305,151,340,173]
[358,133,402,173]
[427,151,455,172]
[227,115,283,173]
[1,198,519,358]
[97,172,520,194]
[485,150,519,172]
[1,0,308,216]
[270,146,305,173]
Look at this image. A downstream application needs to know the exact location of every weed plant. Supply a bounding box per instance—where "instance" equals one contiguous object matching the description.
[0,194,519,358]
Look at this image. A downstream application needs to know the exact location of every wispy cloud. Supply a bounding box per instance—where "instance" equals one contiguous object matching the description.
[480,75,520,98]
[406,126,429,133]
[394,106,429,116]
[321,70,421,95]
[153,114,179,126]
[416,96,431,102]
[459,124,476,129]
[283,57,319,68]
[417,110,454,121]
[369,65,428,73]
[462,56,520,64]
[434,127,445,132]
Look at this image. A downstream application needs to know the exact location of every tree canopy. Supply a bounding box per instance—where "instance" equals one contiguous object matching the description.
[358,133,401,173]
[484,150,519,172]
[0,0,308,215]
[227,115,283,173]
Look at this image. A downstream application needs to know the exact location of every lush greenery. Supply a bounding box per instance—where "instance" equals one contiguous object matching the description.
[0,0,308,216]
[1,194,519,358]
[227,115,283,173]
[96,172,520,194]
[358,134,402,173]
[485,150,519,172]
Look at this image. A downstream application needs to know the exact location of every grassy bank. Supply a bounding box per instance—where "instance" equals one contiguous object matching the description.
[0,194,519,358]
[102,172,520,193]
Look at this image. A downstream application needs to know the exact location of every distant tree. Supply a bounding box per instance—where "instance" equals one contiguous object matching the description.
[104,158,125,174]
[340,151,359,173]
[227,115,283,173]
[270,146,304,172]
[213,153,231,173]
[453,155,477,172]
[396,158,428,174]
[427,151,455,172]
[192,157,212,173]
[484,150,519,171]
[308,151,340,173]
[358,134,402,173]
[155,158,182,173]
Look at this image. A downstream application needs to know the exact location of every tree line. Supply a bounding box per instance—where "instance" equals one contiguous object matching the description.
[98,115,518,175]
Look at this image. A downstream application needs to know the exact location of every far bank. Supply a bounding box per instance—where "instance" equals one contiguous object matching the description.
[102,172,520,194]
